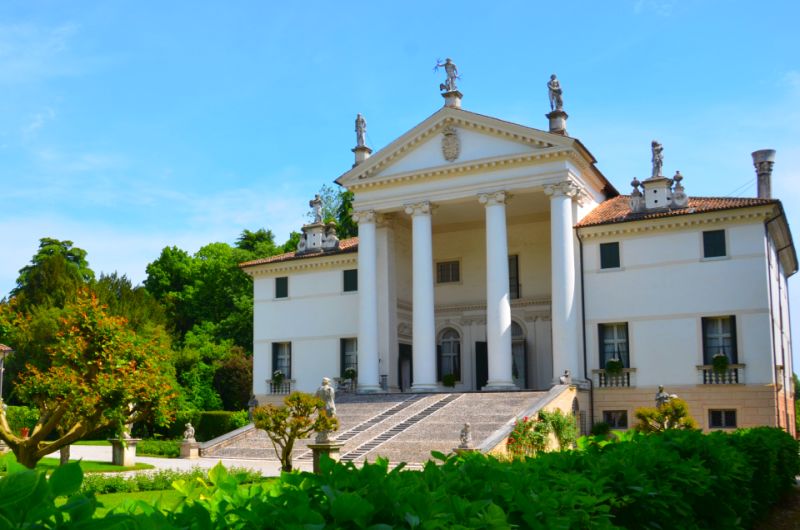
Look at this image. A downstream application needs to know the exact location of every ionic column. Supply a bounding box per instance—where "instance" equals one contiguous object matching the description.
[404,201,438,391]
[479,191,515,390]
[352,210,381,392]
[544,182,580,383]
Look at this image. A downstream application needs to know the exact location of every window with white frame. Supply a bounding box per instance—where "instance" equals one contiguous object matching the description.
[598,323,629,368]
[702,316,738,364]
[438,328,461,381]
[602,410,628,429]
[340,338,358,376]
[271,342,291,379]
[436,261,460,284]
[708,409,737,429]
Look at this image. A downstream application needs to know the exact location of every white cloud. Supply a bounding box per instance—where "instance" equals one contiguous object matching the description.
[0,23,82,84]
[21,107,56,139]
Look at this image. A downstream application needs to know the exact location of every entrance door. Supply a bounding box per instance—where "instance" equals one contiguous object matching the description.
[398,343,413,392]
[475,341,488,390]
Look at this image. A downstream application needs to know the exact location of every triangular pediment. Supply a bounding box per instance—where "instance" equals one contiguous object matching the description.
[336,107,580,187]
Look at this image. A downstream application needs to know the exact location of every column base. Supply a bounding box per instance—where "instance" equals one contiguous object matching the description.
[357,385,383,394]
[482,380,518,391]
[411,383,439,392]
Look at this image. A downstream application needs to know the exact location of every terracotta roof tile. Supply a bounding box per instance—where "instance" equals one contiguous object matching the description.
[576,195,778,228]
[239,237,359,268]
[0,344,12,353]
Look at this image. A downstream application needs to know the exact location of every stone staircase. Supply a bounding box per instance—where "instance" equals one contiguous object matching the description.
[202,390,552,465]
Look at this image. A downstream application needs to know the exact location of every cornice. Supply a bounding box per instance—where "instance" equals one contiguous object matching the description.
[577,207,773,240]
[348,148,572,191]
[245,254,358,277]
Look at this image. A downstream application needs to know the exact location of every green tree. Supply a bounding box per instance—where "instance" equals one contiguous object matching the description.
[634,398,698,433]
[336,189,357,239]
[253,392,338,472]
[213,347,253,411]
[93,272,167,332]
[281,231,302,253]
[11,238,95,309]
[0,291,178,468]
[236,228,278,255]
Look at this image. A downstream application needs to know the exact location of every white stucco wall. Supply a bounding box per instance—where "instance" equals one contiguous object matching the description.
[582,220,775,386]
[251,262,359,395]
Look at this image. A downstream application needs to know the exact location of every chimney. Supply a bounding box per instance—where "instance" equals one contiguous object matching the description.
[752,149,776,199]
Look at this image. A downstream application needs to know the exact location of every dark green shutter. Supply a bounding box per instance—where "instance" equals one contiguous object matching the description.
[343,269,358,292]
[275,277,288,298]
[272,343,279,374]
[598,324,606,366]
[729,315,737,363]
[436,345,442,382]
[340,338,346,376]
[703,230,726,258]
[600,242,620,269]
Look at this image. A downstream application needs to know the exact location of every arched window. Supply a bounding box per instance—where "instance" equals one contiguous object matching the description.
[437,328,461,382]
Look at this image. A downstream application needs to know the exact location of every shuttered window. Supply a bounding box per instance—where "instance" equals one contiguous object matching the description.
[343,269,358,292]
[275,276,288,298]
[600,242,620,269]
[436,261,460,283]
[703,230,726,258]
[702,316,737,364]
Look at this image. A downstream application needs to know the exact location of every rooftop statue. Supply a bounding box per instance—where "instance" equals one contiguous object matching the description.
[547,74,564,111]
[310,194,323,224]
[651,140,664,178]
[435,58,459,93]
[355,113,367,148]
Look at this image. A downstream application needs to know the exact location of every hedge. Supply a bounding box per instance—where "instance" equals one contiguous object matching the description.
[146,409,249,441]
[0,427,796,529]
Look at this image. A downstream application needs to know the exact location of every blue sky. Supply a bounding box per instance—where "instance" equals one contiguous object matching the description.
[1,1,799,361]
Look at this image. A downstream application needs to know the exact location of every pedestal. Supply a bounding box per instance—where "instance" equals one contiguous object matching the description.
[308,442,344,474]
[108,438,140,467]
[546,110,568,135]
[441,90,463,109]
[180,441,200,459]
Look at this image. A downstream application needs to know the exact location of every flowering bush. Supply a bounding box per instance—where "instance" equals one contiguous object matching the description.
[507,409,578,456]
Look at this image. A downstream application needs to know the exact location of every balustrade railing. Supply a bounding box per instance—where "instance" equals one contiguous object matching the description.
[592,368,636,388]
[697,364,745,385]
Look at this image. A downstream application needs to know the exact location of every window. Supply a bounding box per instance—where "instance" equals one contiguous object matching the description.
[709,409,737,429]
[340,338,358,376]
[702,316,738,364]
[436,261,460,283]
[343,269,358,292]
[509,255,520,299]
[600,242,620,269]
[437,328,461,381]
[602,410,628,430]
[703,230,726,258]
[271,342,291,379]
[275,276,288,298]
[598,323,629,368]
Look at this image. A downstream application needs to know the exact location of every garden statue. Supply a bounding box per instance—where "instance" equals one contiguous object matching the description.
[458,423,473,449]
[248,394,258,422]
[651,140,664,178]
[435,58,459,92]
[315,377,336,443]
[559,370,572,385]
[355,113,367,147]
[547,74,564,111]
[316,377,336,417]
[655,385,677,408]
[183,422,196,442]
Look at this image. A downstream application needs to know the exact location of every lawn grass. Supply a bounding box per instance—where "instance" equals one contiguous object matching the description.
[72,440,112,446]
[1,452,153,474]
[94,489,185,517]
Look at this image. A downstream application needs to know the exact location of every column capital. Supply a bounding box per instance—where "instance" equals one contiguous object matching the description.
[478,191,508,207]
[404,201,432,216]
[352,209,377,224]
[543,181,580,199]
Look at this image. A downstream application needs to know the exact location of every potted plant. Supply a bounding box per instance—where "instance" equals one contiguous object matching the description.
[344,367,357,381]
[442,373,457,388]
[605,357,624,375]
[712,353,730,374]
[272,369,285,387]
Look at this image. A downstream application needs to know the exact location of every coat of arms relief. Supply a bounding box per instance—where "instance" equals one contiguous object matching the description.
[441,125,460,162]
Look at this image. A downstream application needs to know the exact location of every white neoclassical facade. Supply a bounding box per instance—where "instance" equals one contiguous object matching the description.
[242,88,796,434]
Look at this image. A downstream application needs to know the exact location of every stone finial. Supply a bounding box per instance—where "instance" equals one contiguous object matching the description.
[559,370,571,385]
[671,171,688,207]
[752,149,776,199]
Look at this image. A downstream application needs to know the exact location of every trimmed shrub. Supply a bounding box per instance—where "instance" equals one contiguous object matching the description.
[136,439,181,458]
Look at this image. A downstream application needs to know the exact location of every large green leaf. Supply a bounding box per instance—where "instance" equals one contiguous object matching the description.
[49,461,84,497]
